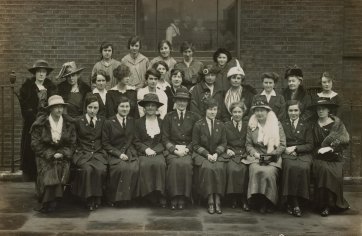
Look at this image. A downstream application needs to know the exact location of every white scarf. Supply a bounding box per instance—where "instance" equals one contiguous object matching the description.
[146,117,160,138]
[49,115,63,143]
[224,86,243,114]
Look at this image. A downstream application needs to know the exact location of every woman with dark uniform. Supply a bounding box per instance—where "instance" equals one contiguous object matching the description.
[72,95,108,211]
[162,87,200,210]
[134,93,167,207]
[102,96,139,206]
[57,61,91,118]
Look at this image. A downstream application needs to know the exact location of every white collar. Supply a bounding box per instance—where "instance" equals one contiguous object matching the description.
[261,90,276,96]
[317,91,338,98]
[110,85,136,91]
[86,114,97,123]
[93,88,107,94]
[116,113,126,123]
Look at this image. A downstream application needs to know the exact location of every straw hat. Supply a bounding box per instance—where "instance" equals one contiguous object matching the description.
[45,95,68,109]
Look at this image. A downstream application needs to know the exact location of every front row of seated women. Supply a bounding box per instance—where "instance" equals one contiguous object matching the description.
[30,90,350,218]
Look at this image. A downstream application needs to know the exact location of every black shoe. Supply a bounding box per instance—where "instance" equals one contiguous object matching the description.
[321,207,330,217]
[259,205,266,214]
[293,206,302,217]
[287,205,293,215]
[215,204,222,214]
[170,204,176,210]
[208,204,215,214]
[242,203,250,212]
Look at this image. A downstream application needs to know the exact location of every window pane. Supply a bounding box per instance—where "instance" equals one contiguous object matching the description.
[137,0,157,51]
[218,0,236,51]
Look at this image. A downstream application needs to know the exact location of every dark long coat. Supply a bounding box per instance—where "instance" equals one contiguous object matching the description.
[19,77,56,180]
[162,110,200,198]
[30,114,76,203]
[102,115,139,201]
[252,93,286,121]
[282,86,313,121]
[105,89,139,118]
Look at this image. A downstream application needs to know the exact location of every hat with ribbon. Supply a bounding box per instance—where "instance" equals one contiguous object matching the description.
[56,61,85,79]
[28,60,53,75]
[250,95,272,111]
[45,95,68,109]
[308,97,338,110]
[138,93,164,108]
[173,87,191,100]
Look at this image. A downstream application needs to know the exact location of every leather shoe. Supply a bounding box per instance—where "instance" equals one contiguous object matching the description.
[215,204,222,214]
[178,204,184,210]
[259,205,266,214]
[293,206,302,217]
[321,207,330,217]
[208,204,215,214]
[242,203,250,212]
[170,204,176,210]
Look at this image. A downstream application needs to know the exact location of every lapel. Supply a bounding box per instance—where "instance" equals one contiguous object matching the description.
[111,115,124,131]
[200,118,211,137]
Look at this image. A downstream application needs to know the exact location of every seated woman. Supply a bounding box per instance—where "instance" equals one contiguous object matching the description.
[72,95,108,211]
[224,61,256,121]
[244,95,286,213]
[252,72,286,121]
[106,64,139,118]
[137,68,168,119]
[152,60,171,91]
[162,87,201,210]
[88,69,110,117]
[149,40,177,83]
[224,101,250,211]
[192,98,227,214]
[30,95,76,213]
[165,68,188,113]
[190,65,226,121]
[102,96,139,206]
[57,61,91,118]
[134,93,167,207]
[281,100,314,217]
[309,98,350,216]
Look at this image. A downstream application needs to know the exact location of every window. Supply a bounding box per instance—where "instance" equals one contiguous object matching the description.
[137,0,238,53]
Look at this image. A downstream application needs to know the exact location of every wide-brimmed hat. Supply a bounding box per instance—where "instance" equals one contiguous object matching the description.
[201,64,221,76]
[173,87,190,100]
[45,95,68,109]
[57,61,85,79]
[28,60,53,75]
[227,59,245,78]
[250,95,272,111]
[308,97,338,110]
[138,93,164,108]
[285,65,303,80]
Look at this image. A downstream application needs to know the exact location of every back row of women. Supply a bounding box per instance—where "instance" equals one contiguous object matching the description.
[19,36,349,217]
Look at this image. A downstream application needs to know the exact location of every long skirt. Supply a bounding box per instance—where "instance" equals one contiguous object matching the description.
[226,161,248,196]
[42,185,63,203]
[313,159,349,209]
[72,159,107,200]
[166,154,193,198]
[282,157,312,200]
[198,161,226,198]
[20,120,37,181]
[248,163,279,205]
[138,155,166,197]
[107,160,139,202]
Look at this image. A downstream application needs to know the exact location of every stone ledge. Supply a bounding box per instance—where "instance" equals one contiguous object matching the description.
[0,170,23,182]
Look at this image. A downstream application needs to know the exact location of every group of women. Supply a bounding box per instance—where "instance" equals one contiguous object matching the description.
[19,36,350,218]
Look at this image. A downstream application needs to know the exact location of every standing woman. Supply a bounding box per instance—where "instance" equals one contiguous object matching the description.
[88,70,110,117]
[174,41,204,90]
[252,72,286,121]
[149,40,177,83]
[192,98,227,214]
[91,42,122,88]
[190,65,226,121]
[224,101,250,211]
[72,95,108,211]
[137,68,168,119]
[281,100,314,217]
[19,60,56,181]
[134,93,167,207]
[57,61,91,118]
[213,48,237,93]
[165,68,188,113]
[282,66,312,121]
[102,96,139,206]
[152,61,171,91]
[30,95,76,213]
[121,36,149,89]
[224,62,256,121]
[309,98,350,216]
[244,96,286,213]
[162,88,201,210]
[106,64,139,118]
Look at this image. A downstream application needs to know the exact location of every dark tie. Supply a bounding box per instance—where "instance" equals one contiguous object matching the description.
[122,117,126,129]
[90,117,95,128]
[210,119,214,136]
[291,120,296,132]
[235,122,240,132]
[179,111,184,124]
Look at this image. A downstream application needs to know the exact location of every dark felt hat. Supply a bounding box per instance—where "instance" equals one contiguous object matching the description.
[308,97,338,110]
[28,60,53,75]
[250,95,272,111]
[285,65,303,80]
[57,61,85,79]
[173,87,190,100]
[138,93,164,108]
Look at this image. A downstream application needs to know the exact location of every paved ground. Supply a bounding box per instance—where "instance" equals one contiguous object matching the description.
[0,182,361,236]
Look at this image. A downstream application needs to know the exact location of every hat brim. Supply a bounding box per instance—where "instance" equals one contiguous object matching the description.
[28,67,54,75]
[45,102,68,109]
[251,105,272,111]
[138,100,163,108]
[173,95,190,100]
[308,103,339,110]
[61,68,85,78]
